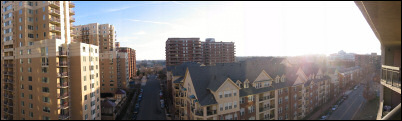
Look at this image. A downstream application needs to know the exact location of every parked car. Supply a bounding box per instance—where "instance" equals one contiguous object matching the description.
[131,114,137,120]
[133,107,139,114]
[137,97,142,102]
[320,116,327,120]
[140,89,143,93]
[332,105,338,111]
[135,103,140,108]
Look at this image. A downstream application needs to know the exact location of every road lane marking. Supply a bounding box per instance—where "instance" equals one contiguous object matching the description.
[339,88,361,119]
[351,100,364,120]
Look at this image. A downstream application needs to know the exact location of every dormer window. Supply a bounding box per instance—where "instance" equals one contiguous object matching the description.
[244,81,249,88]
[281,76,285,82]
[276,77,280,83]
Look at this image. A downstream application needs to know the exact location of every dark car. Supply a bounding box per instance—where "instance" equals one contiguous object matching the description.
[131,114,137,120]
[135,103,140,108]
[133,107,139,114]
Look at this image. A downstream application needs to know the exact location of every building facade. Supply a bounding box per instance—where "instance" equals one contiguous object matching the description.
[167,57,333,120]
[1,1,101,120]
[165,38,235,66]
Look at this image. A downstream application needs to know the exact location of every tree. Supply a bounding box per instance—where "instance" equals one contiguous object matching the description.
[137,70,140,76]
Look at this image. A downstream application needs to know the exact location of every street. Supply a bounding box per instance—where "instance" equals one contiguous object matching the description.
[328,84,366,120]
[136,75,167,120]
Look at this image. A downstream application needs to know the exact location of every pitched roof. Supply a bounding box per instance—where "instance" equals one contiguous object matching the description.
[101,99,116,108]
[115,89,126,94]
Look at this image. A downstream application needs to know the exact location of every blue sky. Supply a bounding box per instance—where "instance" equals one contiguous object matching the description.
[73,1,381,60]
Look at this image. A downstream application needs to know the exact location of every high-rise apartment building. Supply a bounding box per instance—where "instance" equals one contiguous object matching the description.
[166,38,203,66]
[202,38,235,65]
[72,23,119,95]
[72,23,116,53]
[165,38,235,66]
[1,1,101,120]
[355,1,401,120]
[117,47,137,90]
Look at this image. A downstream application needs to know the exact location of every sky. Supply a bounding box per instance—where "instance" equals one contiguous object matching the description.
[73,1,381,60]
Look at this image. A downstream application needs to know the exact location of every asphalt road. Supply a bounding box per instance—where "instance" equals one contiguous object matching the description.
[328,84,366,120]
[136,75,166,120]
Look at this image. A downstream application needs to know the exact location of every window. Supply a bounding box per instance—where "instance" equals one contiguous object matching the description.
[21,93,24,98]
[83,47,86,52]
[19,9,23,14]
[27,67,32,72]
[27,49,31,54]
[29,85,33,90]
[43,107,50,113]
[43,116,50,120]
[42,77,48,83]
[279,98,282,104]
[20,50,23,55]
[85,95,87,100]
[19,2,23,6]
[219,104,223,111]
[28,58,31,63]
[233,90,237,96]
[84,85,87,91]
[43,15,45,20]
[248,106,254,113]
[4,20,12,26]
[29,103,34,108]
[30,112,34,118]
[43,7,45,12]
[29,94,33,99]
[234,101,237,108]
[240,97,245,104]
[42,87,49,93]
[240,108,245,116]
[248,95,254,102]
[85,104,88,110]
[219,92,223,98]
[28,17,34,22]
[28,42,34,46]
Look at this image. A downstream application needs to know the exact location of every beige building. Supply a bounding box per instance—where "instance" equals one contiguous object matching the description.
[355,1,401,120]
[1,1,101,120]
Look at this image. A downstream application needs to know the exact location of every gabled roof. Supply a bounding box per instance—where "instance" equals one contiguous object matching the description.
[101,99,116,108]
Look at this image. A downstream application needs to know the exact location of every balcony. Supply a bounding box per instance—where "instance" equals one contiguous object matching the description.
[58,51,68,56]
[49,17,61,24]
[4,79,13,83]
[49,1,60,8]
[69,1,75,8]
[51,35,61,40]
[58,72,69,78]
[69,9,75,15]
[50,9,60,16]
[70,17,75,22]
[58,82,69,88]
[381,65,401,94]
[50,26,61,33]
[207,110,217,116]
[3,71,13,76]
[58,103,69,109]
[57,62,68,67]
[195,110,204,116]
[3,64,13,68]
[42,62,49,67]
[59,113,70,120]
[57,93,69,99]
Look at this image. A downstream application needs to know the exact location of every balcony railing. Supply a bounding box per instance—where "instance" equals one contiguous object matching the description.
[59,113,70,120]
[70,17,75,22]
[195,110,203,116]
[58,103,69,109]
[69,1,75,7]
[42,62,49,67]
[58,51,68,56]
[49,1,60,8]
[3,64,13,68]
[58,72,69,77]
[52,35,61,40]
[50,17,60,24]
[381,65,401,89]
[4,79,13,83]
[57,62,68,67]
[57,93,69,99]
[58,82,69,88]
[69,9,75,15]
[3,71,13,75]
[50,26,61,32]
[207,110,217,116]
[50,9,60,16]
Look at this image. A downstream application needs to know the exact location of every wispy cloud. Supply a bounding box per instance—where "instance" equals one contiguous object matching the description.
[106,6,131,12]
[128,19,174,25]
[133,31,147,35]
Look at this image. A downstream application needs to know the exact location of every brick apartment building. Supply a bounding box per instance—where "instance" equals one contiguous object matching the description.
[166,57,343,120]
[165,38,235,66]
